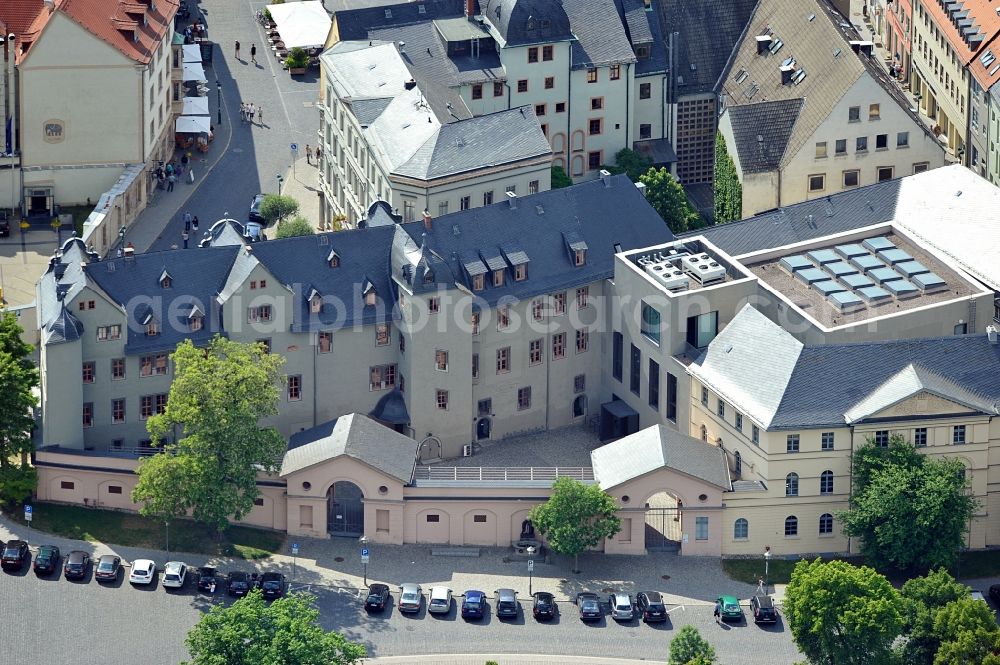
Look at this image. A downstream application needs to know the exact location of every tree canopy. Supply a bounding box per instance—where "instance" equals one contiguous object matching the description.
[184,589,366,665]
[931,596,1000,665]
[712,132,742,224]
[551,165,572,189]
[259,194,300,224]
[528,476,621,572]
[837,434,977,572]
[132,336,287,531]
[784,558,904,665]
[601,148,653,182]
[638,166,701,234]
[668,625,716,665]
[0,310,38,506]
[899,568,971,664]
[274,216,315,239]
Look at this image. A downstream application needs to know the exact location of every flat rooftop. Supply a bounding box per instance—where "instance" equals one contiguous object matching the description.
[624,238,743,295]
[746,231,982,328]
[427,425,603,469]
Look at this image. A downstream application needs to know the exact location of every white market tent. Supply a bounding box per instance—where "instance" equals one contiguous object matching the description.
[175,115,211,134]
[182,44,202,63]
[183,61,206,81]
[266,1,331,49]
[182,96,209,116]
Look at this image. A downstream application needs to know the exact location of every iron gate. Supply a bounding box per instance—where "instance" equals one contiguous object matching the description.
[327,481,364,537]
[645,508,681,551]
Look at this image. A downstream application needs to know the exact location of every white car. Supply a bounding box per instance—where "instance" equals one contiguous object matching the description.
[129,559,156,585]
[428,586,453,615]
[162,561,188,588]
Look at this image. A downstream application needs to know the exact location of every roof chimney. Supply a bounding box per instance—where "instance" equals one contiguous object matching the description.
[422,209,432,230]
[506,191,517,209]
[756,34,772,54]
[988,325,999,345]
[635,181,647,197]
[600,169,612,188]
[780,65,794,85]
[466,0,475,18]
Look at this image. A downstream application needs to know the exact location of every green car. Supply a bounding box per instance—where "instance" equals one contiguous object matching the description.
[715,595,744,622]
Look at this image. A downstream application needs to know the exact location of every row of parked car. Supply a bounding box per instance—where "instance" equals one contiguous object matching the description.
[1,539,287,599]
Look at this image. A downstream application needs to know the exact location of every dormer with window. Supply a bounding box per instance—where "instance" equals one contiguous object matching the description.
[480,248,507,288]
[363,280,377,306]
[188,305,204,332]
[307,287,323,314]
[493,269,505,287]
[145,319,160,337]
[159,269,172,289]
[327,249,340,268]
[472,274,485,291]
[500,241,530,282]
[563,231,588,267]
[461,251,488,292]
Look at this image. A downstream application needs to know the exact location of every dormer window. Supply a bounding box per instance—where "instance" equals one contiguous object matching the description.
[424,270,434,284]
[493,269,505,287]
[328,250,340,268]
[189,314,203,332]
[310,294,322,313]
[636,45,650,59]
[159,270,172,288]
[575,249,586,266]
[146,320,160,337]
[472,274,484,291]
[514,264,527,281]
[365,291,377,306]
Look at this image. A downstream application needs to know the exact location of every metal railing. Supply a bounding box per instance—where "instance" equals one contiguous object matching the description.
[414,466,595,482]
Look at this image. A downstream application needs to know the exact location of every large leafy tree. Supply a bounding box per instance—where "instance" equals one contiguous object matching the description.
[551,165,572,189]
[713,132,742,224]
[274,216,314,239]
[784,558,903,665]
[838,435,976,572]
[184,589,366,665]
[132,336,287,532]
[602,147,653,182]
[899,568,970,664]
[0,310,38,506]
[638,166,700,234]
[528,476,621,573]
[668,625,716,665]
[931,596,1000,665]
[259,194,300,225]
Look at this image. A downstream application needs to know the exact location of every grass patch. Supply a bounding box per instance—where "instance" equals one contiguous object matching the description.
[9,502,284,560]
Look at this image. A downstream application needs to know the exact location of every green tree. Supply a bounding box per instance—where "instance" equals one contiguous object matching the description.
[184,589,366,665]
[132,336,287,532]
[601,148,653,182]
[638,166,700,234]
[838,435,977,572]
[713,132,742,224]
[0,310,38,506]
[528,476,621,573]
[551,165,572,189]
[259,194,300,225]
[784,558,903,665]
[932,596,1000,665]
[668,625,716,665]
[274,216,315,239]
[899,568,970,664]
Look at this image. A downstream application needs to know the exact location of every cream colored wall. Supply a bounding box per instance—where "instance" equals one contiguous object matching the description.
[912,2,967,153]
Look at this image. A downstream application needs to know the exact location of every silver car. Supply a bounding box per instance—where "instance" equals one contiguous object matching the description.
[428,586,453,614]
[399,583,423,613]
[609,591,634,621]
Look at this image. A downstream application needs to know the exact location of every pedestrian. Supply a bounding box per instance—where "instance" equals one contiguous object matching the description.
[116,247,123,258]
[248,102,255,121]
[315,145,321,163]
[165,162,174,177]
[250,43,257,64]
[256,105,262,124]
[184,216,191,233]
[235,39,241,59]
[182,230,189,249]
[240,103,246,122]
[713,601,721,623]
[306,144,311,164]
[192,215,199,232]
[167,172,176,192]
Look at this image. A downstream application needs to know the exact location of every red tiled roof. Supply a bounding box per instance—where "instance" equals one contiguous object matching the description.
[0,0,48,62]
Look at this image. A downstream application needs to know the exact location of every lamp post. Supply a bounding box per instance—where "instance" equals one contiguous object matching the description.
[216,81,223,126]
[276,174,285,223]
[763,546,771,592]
[527,546,536,596]
[359,535,369,586]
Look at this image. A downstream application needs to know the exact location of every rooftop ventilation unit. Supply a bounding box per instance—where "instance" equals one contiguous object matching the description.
[849,40,874,56]
[644,260,690,292]
[680,252,725,284]
[756,34,773,54]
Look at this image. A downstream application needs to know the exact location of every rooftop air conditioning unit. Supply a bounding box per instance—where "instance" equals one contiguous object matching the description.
[645,260,690,292]
[681,252,726,284]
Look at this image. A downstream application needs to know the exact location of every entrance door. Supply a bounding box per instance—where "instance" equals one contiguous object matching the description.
[476,417,491,440]
[327,481,364,537]
[644,492,681,551]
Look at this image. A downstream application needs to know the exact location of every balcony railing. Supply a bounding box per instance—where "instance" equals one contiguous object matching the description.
[414,466,595,482]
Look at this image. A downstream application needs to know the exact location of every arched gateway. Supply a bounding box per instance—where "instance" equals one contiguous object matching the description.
[327,481,364,537]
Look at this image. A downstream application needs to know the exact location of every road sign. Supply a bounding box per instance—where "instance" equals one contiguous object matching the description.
[527,560,534,572]
[24,504,32,522]
[361,555,370,564]
[361,547,369,557]
[290,143,298,152]
[291,543,299,555]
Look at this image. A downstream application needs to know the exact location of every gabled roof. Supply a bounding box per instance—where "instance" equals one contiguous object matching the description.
[726,99,803,173]
[563,0,636,69]
[47,0,179,65]
[591,424,731,490]
[659,0,757,94]
[483,0,575,47]
[281,413,419,483]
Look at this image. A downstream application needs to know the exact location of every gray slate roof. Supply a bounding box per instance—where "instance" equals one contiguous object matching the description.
[333,0,466,41]
[281,413,419,483]
[727,99,803,174]
[563,0,636,69]
[660,0,757,95]
[483,0,575,47]
[619,0,667,76]
[38,239,94,345]
[691,305,1000,430]
[591,424,731,490]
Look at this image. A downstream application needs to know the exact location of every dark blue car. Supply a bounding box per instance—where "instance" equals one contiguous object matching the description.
[461,590,485,620]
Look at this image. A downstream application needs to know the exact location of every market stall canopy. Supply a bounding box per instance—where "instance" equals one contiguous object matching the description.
[176,115,211,134]
[183,62,206,81]
[182,97,209,116]
[183,44,203,63]
[266,1,331,49]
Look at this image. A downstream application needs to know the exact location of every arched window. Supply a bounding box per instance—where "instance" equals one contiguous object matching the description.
[819,513,834,534]
[820,470,834,494]
[784,515,798,536]
[734,450,742,476]
[785,472,799,496]
[733,518,748,540]
[700,424,708,442]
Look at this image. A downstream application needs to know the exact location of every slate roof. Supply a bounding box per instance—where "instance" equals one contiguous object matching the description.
[45,304,84,345]
[620,0,668,76]
[369,388,410,424]
[482,0,575,47]
[38,240,94,345]
[280,413,419,483]
[660,0,758,95]
[563,0,636,69]
[332,0,466,41]
[591,424,731,490]
[691,305,1000,430]
[726,99,803,173]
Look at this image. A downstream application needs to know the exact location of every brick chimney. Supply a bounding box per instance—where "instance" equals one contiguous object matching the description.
[423,210,432,230]
[466,0,475,18]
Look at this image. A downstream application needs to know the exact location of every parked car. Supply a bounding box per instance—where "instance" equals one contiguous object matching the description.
[428,586,453,615]
[248,194,266,224]
[197,566,218,593]
[609,591,634,621]
[750,594,778,624]
[63,550,90,580]
[33,545,60,575]
[398,583,423,613]
[495,588,519,619]
[636,591,667,623]
[259,572,286,600]
[364,583,391,612]
[532,591,557,620]
[94,555,121,582]
[576,592,602,621]
[129,559,156,585]
[162,561,188,589]
[227,571,251,597]
[461,590,486,620]
[1,540,30,571]
[716,595,744,623]
[989,584,1000,607]
[244,221,265,242]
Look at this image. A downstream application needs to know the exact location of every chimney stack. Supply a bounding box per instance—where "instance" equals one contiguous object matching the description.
[988,325,999,345]
[506,191,517,209]
[780,65,794,85]
[423,210,432,230]
[756,35,772,54]
[600,169,612,188]
[466,0,475,18]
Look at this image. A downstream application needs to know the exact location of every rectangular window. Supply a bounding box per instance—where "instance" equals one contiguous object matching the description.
[111,358,125,380]
[553,292,566,314]
[478,399,491,416]
[532,299,544,321]
[574,374,586,394]
[717,400,726,419]
[542,45,553,61]
[112,398,125,424]
[953,425,966,444]
[426,514,440,523]
[648,359,659,408]
[752,425,760,445]
[612,331,623,381]
[529,180,540,194]
[591,97,603,110]
[809,174,825,192]
[575,286,589,308]
[471,311,480,334]
[815,141,827,158]
[472,84,483,100]
[518,387,531,411]
[629,344,641,395]
[318,331,332,353]
[529,339,542,365]
[288,375,302,401]
[472,353,479,379]
[589,118,602,135]
[375,323,390,346]
[913,162,929,174]
[896,131,909,147]
[640,82,651,99]
[735,412,743,431]
[555,102,566,113]
[438,201,449,217]
[108,485,123,495]
[498,305,510,329]
[257,338,271,354]
[517,79,528,93]
[248,305,273,322]
[460,195,471,210]
[473,514,488,523]
[82,362,95,383]
[534,103,546,116]
[61,481,74,490]
[686,311,719,349]
[140,354,169,377]
[874,430,889,447]
[848,106,860,122]
[483,191,493,206]
[587,68,598,83]
[639,123,652,139]
[835,138,847,155]
[641,302,661,344]
[609,64,620,80]
[494,81,504,97]
[695,516,709,541]
[496,347,510,373]
[701,387,709,406]
[528,47,538,63]
[786,434,800,452]
[588,151,602,170]
[666,373,677,421]
[552,333,566,359]
[435,349,449,371]
[843,169,860,187]
[869,103,880,120]
[856,136,868,152]
[82,403,93,428]
[877,166,894,182]
[428,297,440,313]
[821,432,835,450]
[576,329,589,353]
[436,389,449,410]
[914,427,927,447]
[876,134,888,149]
[369,364,397,391]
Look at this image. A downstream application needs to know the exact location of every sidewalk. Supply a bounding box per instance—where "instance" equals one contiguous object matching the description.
[368,656,659,665]
[276,154,323,230]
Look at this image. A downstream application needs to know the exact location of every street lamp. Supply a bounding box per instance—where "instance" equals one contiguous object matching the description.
[276,174,285,223]
[526,545,536,596]
[216,81,223,126]
[763,546,772,592]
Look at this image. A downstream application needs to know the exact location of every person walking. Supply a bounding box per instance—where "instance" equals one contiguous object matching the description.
[182,230,189,249]
[256,105,262,124]
[235,40,241,60]
[192,216,199,232]
[167,172,176,192]
[183,211,192,232]
[315,145,321,164]
[248,103,255,124]
[305,144,311,165]
[713,601,721,623]
[250,43,257,64]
